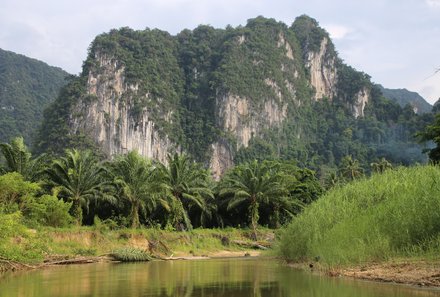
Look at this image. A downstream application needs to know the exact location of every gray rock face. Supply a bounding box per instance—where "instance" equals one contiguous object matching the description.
[209,90,289,178]
[305,38,337,101]
[70,53,176,163]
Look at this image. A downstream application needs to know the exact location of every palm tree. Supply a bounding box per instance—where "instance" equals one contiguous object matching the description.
[45,149,113,225]
[0,137,45,181]
[0,137,30,173]
[324,172,341,189]
[108,151,166,228]
[339,155,364,181]
[158,153,214,231]
[218,160,288,239]
[370,157,392,173]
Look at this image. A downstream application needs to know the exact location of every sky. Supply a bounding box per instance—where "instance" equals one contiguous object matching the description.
[1,0,439,104]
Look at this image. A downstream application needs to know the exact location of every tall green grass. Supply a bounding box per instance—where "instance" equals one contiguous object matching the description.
[279,165,440,265]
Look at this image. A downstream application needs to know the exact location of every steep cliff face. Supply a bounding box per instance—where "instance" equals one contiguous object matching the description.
[70,52,177,163]
[210,92,288,176]
[305,37,338,100]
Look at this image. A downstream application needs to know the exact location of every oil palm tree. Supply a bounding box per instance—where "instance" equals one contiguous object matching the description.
[108,151,167,228]
[158,153,214,231]
[370,157,392,174]
[45,149,113,225]
[218,160,288,239]
[0,137,46,181]
[339,155,364,181]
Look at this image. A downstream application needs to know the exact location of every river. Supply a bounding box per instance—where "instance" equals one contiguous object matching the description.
[0,258,438,297]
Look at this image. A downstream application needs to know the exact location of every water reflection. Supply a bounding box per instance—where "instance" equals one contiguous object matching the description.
[0,258,439,297]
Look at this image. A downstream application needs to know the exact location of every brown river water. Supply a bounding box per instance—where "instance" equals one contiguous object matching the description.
[0,258,439,297]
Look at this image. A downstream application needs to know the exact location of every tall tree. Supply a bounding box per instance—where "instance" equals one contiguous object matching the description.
[370,157,393,173]
[45,149,113,225]
[339,155,364,181]
[218,160,288,239]
[158,153,213,230]
[108,151,166,228]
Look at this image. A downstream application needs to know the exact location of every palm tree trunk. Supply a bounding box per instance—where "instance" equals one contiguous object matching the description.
[250,200,259,241]
[131,202,140,228]
[72,198,82,226]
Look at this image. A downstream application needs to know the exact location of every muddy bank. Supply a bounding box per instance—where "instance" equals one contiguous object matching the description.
[289,260,440,288]
[335,261,440,287]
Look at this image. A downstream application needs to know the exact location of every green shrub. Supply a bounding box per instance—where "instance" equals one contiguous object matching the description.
[110,247,152,262]
[0,212,26,240]
[0,173,39,213]
[23,195,73,228]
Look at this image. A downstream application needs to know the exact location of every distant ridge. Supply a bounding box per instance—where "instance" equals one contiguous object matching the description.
[0,48,69,145]
[378,85,432,114]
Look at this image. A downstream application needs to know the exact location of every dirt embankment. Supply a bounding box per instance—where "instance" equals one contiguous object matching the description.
[288,260,440,288]
[335,261,440,287]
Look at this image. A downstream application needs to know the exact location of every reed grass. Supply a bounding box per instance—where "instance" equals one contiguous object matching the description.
[279,165,440,265]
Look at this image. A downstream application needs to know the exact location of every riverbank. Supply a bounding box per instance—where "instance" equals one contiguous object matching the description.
[335,260,440,287]
[0,227,273,272]
[289,259,440,288]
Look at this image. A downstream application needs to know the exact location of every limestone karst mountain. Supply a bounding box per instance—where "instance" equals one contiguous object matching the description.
[36,15,429,177]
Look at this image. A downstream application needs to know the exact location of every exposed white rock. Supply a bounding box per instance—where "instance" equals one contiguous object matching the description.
[277,33,294,60]
[352,87,370,118]
[70,53,176,164]
[210,140,234,180]
[264,79,283,101]
[237,35,246,45]
[210,92,288,177]
[305,38,337,100]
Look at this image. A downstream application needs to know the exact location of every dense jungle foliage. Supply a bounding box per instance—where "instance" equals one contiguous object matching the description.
[0,48,68,144]
[0,137,324,235]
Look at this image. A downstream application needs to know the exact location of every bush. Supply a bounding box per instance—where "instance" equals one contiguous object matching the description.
[110,247,152,262]
[39,195,73,227]
[0,212,26,241]
[279,165,440,265]
[0,173,39,213]
[23,195,73,228]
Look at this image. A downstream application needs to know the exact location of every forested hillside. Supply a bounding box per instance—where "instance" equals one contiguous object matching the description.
[0,48,68,145]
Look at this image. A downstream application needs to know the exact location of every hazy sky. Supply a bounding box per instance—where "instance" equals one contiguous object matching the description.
[1,0,439,103]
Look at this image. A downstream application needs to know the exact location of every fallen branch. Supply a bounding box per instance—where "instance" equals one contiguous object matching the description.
[0,257,37,270]
[43,257,100,265]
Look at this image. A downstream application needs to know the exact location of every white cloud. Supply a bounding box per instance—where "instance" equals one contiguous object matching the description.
[323,24,353,39]
[426,0,440,7]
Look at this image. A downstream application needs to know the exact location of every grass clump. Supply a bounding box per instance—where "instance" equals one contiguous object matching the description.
[110,247,152,262]
[278,165,440,266]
